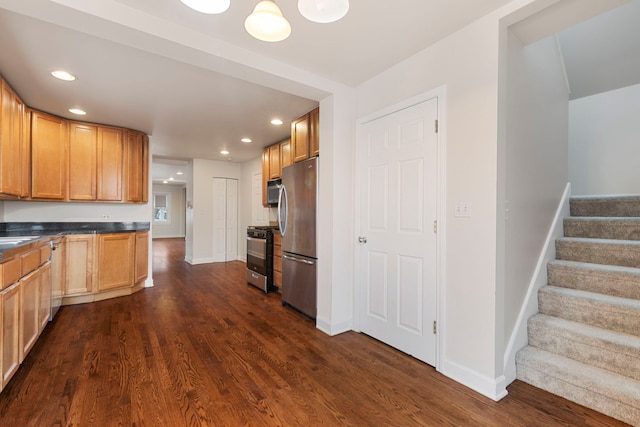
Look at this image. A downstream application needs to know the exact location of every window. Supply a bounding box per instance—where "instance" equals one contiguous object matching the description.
[153,193,170,223]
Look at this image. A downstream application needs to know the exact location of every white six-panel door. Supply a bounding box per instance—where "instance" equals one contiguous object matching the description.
[358,97,438,366]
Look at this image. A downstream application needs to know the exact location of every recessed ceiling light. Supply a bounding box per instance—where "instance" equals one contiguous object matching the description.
[271,119,283,125]
[69,108,86,115]
[241,138,252,143]
[176,171,184,175]
[163,180,168,184]
[51,70,76,81]
[168,177,174,181]
[220,150,229,155]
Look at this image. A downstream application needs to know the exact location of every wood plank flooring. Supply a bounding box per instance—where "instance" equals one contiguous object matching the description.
[0,238,630,426]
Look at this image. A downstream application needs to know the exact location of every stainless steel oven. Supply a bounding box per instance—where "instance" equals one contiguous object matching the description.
[246,226,274,293]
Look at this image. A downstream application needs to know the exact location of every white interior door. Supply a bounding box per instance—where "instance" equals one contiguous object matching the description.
[213,178,239,263]
[358,97,439,366]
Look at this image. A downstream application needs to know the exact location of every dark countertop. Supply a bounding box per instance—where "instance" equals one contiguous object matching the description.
[0,222,150,261]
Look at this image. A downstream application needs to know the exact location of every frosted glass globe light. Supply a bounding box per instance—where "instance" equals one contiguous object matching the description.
[180,0,230,14]
[245,1,291,42]
[298,0,349,23]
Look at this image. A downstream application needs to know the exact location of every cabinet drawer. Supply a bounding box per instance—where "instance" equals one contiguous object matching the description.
[21,249,41,277]
[0,257,21,290]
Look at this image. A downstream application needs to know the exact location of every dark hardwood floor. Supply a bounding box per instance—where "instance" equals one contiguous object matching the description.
[0,238,629,426]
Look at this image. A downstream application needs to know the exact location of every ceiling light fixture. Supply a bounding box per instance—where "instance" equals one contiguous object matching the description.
[220,150,229,155]
[69,108,86,115]
[244,1,291,42]
[298,0,349,23]
[271,119,283,125]
[180,0,229,14]
[51,70,76,81]
[176,171,184,175]
[241,138,252,143]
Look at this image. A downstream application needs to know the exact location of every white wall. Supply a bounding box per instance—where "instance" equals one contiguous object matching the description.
[151,183,186,238]
[187,158,241,264]
[569,82,640,196]
[500,32,569,381]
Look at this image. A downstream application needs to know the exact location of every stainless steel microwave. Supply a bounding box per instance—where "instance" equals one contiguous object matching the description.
[267,178,281,205]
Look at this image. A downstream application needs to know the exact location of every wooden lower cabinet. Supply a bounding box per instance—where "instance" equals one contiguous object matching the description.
[1,282,20,390]
[97,233,134,291]
[134,231,149,284]
[273,232,282,289]
[64,235,95,296]
[19,268,40,362]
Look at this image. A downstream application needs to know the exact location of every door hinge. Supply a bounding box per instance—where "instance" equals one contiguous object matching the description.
[435,119,438,133]
[433,320,437,334]
[433,220,437,234]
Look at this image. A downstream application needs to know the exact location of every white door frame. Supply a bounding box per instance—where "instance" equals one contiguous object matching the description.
[353,85,447,371]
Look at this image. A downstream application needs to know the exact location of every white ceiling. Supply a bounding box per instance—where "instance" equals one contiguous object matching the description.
[0,0,638,179]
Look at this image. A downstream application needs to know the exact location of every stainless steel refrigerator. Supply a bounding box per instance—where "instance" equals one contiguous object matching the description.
[278,156,317,319]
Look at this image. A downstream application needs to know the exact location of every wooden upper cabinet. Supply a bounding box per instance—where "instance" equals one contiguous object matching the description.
[31,110,67,200]
[280,138,291,171]
[268,144,281,179]
[124,130,148,203]
[309,107,319,157]
[97,126,123,201]
[291,114,310,163]
[0,80,26,197]
[68,122,97,200]
[262,148,269,207]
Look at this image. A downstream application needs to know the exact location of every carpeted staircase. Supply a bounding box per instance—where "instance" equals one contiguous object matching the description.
[516,195,640,426]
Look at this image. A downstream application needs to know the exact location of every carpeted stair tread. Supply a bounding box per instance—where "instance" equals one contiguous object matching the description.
[556,237,640,268]
[538,285,640,337]
[516,346,640,426]
[528,314,640,380]
[547,260,640,300]
[564,217,640,241]
[570,195,640,217]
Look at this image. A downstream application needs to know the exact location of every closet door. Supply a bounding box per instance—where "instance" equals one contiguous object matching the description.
[212,178,238,263]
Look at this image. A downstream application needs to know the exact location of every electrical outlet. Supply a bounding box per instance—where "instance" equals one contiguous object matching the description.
[101,214,110,220]
[454,202,471,218]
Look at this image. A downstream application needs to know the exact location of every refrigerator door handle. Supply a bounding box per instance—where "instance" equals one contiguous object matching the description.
[277,184,288,236]
[283,254,315,265]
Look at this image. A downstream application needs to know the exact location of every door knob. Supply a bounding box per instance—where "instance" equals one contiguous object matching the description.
[358,236,367,243]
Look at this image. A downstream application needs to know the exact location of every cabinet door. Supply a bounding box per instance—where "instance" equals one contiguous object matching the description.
[291,114,310,163]
[0,80,24,197]
[309,107,319,157]
[68,122,97,200]
[31,111,67,199]
[1,282,20,390]
[64,235,95,296]
[261,148,269,207]
[97,233,134,291]
[134,231,149,284]
[124,130,148,203]
[19,268,40,362]
[97,126,123,201]
[38,262,52,332]
[280,138,292,171]
[268,144,281,179]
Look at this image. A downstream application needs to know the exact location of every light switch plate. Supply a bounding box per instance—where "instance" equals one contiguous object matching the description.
[454,202,471,218]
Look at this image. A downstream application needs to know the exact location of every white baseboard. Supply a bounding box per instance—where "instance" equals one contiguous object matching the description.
[144,278,154,288]
[186,257,215,265]
[502,182,572,384]
[441,359,508,401]
[316,317,353,336]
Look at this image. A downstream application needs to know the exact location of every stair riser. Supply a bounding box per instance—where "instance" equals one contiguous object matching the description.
[570,198,640,217]
[564,219,640,241]
[516,363,640,426]
[528,320,640,380]
[538,291,640,337]
[556,240,640,268]
[547,263,640,300]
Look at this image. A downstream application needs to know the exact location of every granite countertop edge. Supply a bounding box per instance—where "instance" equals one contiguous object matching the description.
[0,222,151,260]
